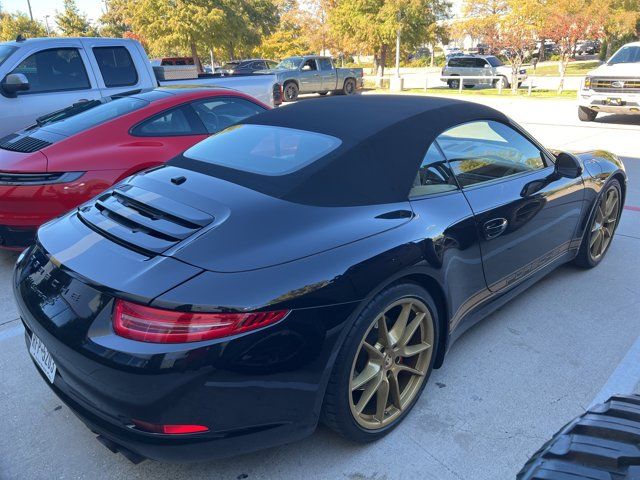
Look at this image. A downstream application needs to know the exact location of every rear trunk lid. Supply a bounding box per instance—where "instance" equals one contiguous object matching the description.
[71,165,412,273]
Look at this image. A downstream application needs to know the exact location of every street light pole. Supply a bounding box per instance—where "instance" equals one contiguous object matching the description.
[26,0,34,21]
[44,15,51,36]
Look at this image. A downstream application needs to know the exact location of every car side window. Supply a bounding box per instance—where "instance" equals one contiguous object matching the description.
[302,59,317,71]
[318,58,333,70]
[131,105,202,137]
[11,48,90,94]
[267,60,278,69]
[409,143,459,197]
[191,97,266,134]
[436,120,547,188]
[475,58,488,68]
[93,47,138,88]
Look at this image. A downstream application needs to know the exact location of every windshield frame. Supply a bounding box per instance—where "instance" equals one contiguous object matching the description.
[276,57,303,70]
[608,45,640,65]
[0,45,17,68]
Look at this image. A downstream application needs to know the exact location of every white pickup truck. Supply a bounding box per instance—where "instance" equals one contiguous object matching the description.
[578,41,640,121]
[0,37,281,137]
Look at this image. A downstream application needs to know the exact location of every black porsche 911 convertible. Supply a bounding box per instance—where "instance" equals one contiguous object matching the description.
[14,95,626,462]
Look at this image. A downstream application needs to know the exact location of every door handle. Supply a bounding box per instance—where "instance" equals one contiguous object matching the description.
[483,218,508,239]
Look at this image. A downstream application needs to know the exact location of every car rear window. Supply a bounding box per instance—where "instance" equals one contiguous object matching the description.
[0,45,16,67]
[182,124,342,176]
[42,97,147,137]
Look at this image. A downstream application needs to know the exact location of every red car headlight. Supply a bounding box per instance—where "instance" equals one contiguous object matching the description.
[113,299,289,343]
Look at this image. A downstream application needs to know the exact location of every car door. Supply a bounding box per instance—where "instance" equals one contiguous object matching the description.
[318,58,336,91]
[408,143,488,332]
[435,120,584,292]
[2,45,101,134]
[477,58,492,85]
[298,58,321,92]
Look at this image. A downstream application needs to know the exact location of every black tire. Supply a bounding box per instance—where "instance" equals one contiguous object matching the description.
[463,84,475,89]
[283,81,299,102]
[318,91,328,96]
[447,77,460,89]
[578,106,598,122]
[574,178,622,268]
[499,76,510,88]
[517,81,523,88]
[322,283,440,442]
[518,394,640,479]
[342,78,356,95]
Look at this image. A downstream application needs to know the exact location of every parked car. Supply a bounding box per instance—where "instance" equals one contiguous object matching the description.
[0,37,281,137]
[441,55,527,89]
[0,88,268,249]
[14,95,625,462]
[219,58,278,75]
[578,41,640,121]
[575,40,600,56]
[259,55,364,101]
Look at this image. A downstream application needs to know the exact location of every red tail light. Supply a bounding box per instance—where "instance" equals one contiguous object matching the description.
[113,299,289,343]
[131,419,209,435]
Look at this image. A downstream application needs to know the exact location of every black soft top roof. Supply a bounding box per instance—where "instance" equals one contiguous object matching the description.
[173,95,511,206]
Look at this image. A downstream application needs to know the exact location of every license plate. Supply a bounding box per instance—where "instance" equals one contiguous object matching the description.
[607,98,622,105]
[29,333,57,383]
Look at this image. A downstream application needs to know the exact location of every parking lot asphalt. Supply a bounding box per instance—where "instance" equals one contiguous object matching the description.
[1,96,639,480]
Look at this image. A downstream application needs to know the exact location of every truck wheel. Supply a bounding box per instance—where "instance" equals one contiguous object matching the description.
[322,283,439,442]
[318,91,329,96]
[578,106,598,122]
[283,82,299,102]
[518,395,640,479]
[447,78,460,89]
[497,76,509,88]
[342,78,357,95]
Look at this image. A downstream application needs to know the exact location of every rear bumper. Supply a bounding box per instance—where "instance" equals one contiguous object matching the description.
[23,324,314,462]
[14,243,354,462]
[0,171,120,244]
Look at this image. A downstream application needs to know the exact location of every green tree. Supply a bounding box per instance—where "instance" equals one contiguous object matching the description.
[55,0,99,37]
[99,0,130,38]
[329,0,451,79]
[494,0,543,93]
[0,12,47,41]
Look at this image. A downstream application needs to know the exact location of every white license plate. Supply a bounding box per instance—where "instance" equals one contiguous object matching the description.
[29,333,57,383]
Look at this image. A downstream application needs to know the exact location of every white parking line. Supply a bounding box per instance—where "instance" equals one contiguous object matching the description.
[589,331,640,407]
[0,324,23,342]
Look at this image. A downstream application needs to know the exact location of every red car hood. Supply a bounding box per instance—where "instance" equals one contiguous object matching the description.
[0,150,48,172]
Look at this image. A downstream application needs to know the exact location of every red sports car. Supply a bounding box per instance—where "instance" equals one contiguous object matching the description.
[0,88,268,249]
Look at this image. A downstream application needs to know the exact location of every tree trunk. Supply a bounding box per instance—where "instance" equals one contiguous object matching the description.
[557,52,568,94]
[190,42,202,74]
[375,44,388,87]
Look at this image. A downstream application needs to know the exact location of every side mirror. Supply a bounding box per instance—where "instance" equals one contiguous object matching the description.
[484,64,491,68]
[301,65,311,71]
[1,73,30,97]
[554,151,583,178]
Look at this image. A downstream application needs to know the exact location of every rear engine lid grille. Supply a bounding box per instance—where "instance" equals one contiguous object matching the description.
[77,185,213,255]
[0,135,52,153]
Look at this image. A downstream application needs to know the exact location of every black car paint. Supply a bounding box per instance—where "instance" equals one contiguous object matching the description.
[13,129,626,461]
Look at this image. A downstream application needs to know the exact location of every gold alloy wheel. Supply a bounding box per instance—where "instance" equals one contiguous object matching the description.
[349,298,434,429]
[590,187,620,260]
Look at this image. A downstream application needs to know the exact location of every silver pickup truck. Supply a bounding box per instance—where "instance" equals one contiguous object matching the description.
[261,55,364,101]
[0,37,281,138]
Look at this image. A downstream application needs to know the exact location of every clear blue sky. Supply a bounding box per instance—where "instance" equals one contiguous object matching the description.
[1,0,104,25]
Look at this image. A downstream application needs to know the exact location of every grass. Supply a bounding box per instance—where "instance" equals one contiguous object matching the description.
[396,87,578,99]
[530,61,600,76]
